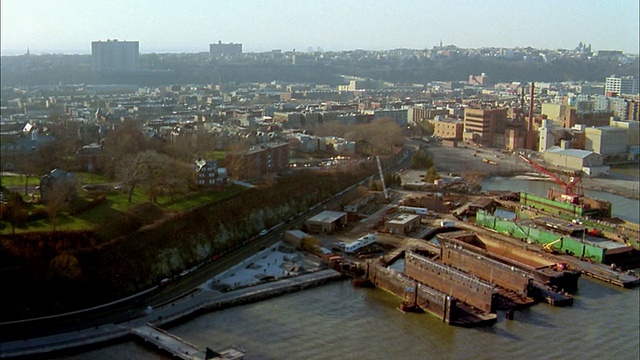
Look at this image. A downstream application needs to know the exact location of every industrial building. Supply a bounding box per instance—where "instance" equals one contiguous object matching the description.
[91,40,139,72]
[542,146,607,175]
[387,213,421,235]
[463,107,507,146]
[304,210,347,234]
[584,126,629,155]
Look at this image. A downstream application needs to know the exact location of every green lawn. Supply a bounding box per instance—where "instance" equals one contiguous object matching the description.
[1,175,245,234]
[0,175,40,187]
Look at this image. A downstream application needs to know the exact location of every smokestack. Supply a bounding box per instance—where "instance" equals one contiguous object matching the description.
[527,82,535,150]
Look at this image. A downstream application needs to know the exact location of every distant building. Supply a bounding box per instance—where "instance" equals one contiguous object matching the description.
[195,158,228,189]
[39,168,76,204]
[542,146,608,176]
[584,126,629,156]
[373,109,408,126]
[605,75,639,96]
[91,40,139,72]
[209,41,242,57]
[0,126,54,171]
[468,73,491,86]
[430,118,464,140]
[462,107,508,146]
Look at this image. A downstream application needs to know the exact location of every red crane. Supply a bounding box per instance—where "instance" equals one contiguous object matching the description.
[518,154,583,204]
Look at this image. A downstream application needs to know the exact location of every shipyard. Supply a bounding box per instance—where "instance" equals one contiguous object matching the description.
[1,15,639,357]
[2,138,639,358]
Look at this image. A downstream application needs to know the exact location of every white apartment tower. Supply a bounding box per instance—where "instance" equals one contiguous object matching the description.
[605,75,639,96]
[91,40,139,72]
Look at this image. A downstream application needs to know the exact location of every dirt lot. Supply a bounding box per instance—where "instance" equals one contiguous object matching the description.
[423,142,639,200]
[424,142,529,177]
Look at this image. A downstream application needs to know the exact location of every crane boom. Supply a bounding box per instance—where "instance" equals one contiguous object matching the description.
[518,154,582,202]
[376,156,390,201]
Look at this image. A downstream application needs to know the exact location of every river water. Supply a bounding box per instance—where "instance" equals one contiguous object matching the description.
[482,177,640,222]
[61,178,640,360]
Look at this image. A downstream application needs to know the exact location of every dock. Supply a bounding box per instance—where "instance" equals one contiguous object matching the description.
[131,324,245,360]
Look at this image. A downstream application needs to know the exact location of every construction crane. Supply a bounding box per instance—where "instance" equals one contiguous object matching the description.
[376,156,390,202]
[518,154,583,204]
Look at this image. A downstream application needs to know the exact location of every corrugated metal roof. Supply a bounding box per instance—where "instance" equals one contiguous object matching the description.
[545,146,594,159]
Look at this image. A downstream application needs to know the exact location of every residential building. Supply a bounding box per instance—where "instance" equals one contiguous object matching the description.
[430,117,464,140]
[226,142,289,179]
[0,126,54,171]
[373,109,408,127]
[195,158,228,189]
[39,168,76,203]
[91,40,139,72]
[468,73,491,86]
[605,75,639,96]
[209,41,242,57]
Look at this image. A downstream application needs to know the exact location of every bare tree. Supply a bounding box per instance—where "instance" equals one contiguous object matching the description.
[45,179,77,232]
[102,120,149,179]
[2,191,28,234]
[118,150,181,203]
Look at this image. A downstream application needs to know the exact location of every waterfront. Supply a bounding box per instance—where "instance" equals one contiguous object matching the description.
[60,279,639,360]
[55,178,639,359]
[482,177,640,222]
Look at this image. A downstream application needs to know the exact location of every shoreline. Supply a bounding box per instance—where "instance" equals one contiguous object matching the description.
[423,143,640,202]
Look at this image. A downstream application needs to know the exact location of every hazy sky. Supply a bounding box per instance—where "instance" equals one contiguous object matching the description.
[1,0,639,55]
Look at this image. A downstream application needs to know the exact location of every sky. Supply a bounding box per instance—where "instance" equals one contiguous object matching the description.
[1,0,639,55]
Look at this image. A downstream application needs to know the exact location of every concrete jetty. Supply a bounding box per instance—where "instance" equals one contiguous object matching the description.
[131,324,245,360]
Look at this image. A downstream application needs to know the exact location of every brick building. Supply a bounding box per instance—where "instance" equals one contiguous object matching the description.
[226,142,290,179]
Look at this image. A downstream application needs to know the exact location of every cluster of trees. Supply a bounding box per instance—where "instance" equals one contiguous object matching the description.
[411,150,440,183]
[2,52,638,87]
[315,118,405,155]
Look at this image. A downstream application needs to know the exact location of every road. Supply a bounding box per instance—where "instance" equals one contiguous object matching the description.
[1,146,413,343]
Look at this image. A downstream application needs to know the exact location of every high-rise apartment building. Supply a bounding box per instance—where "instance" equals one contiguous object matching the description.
[605,75,639,96]
[91,40,139,72]
[209,41,242,57]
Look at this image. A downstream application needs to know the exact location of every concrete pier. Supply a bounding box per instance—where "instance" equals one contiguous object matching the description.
[131,324,246,360]
[131,324,201,359]
[0,269,341,359]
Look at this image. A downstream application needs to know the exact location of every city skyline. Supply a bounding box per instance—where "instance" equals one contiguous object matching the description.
[1,0,639,56]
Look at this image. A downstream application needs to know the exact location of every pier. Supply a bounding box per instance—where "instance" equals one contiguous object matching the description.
[0,269,341,359]
[131,324,245,360]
